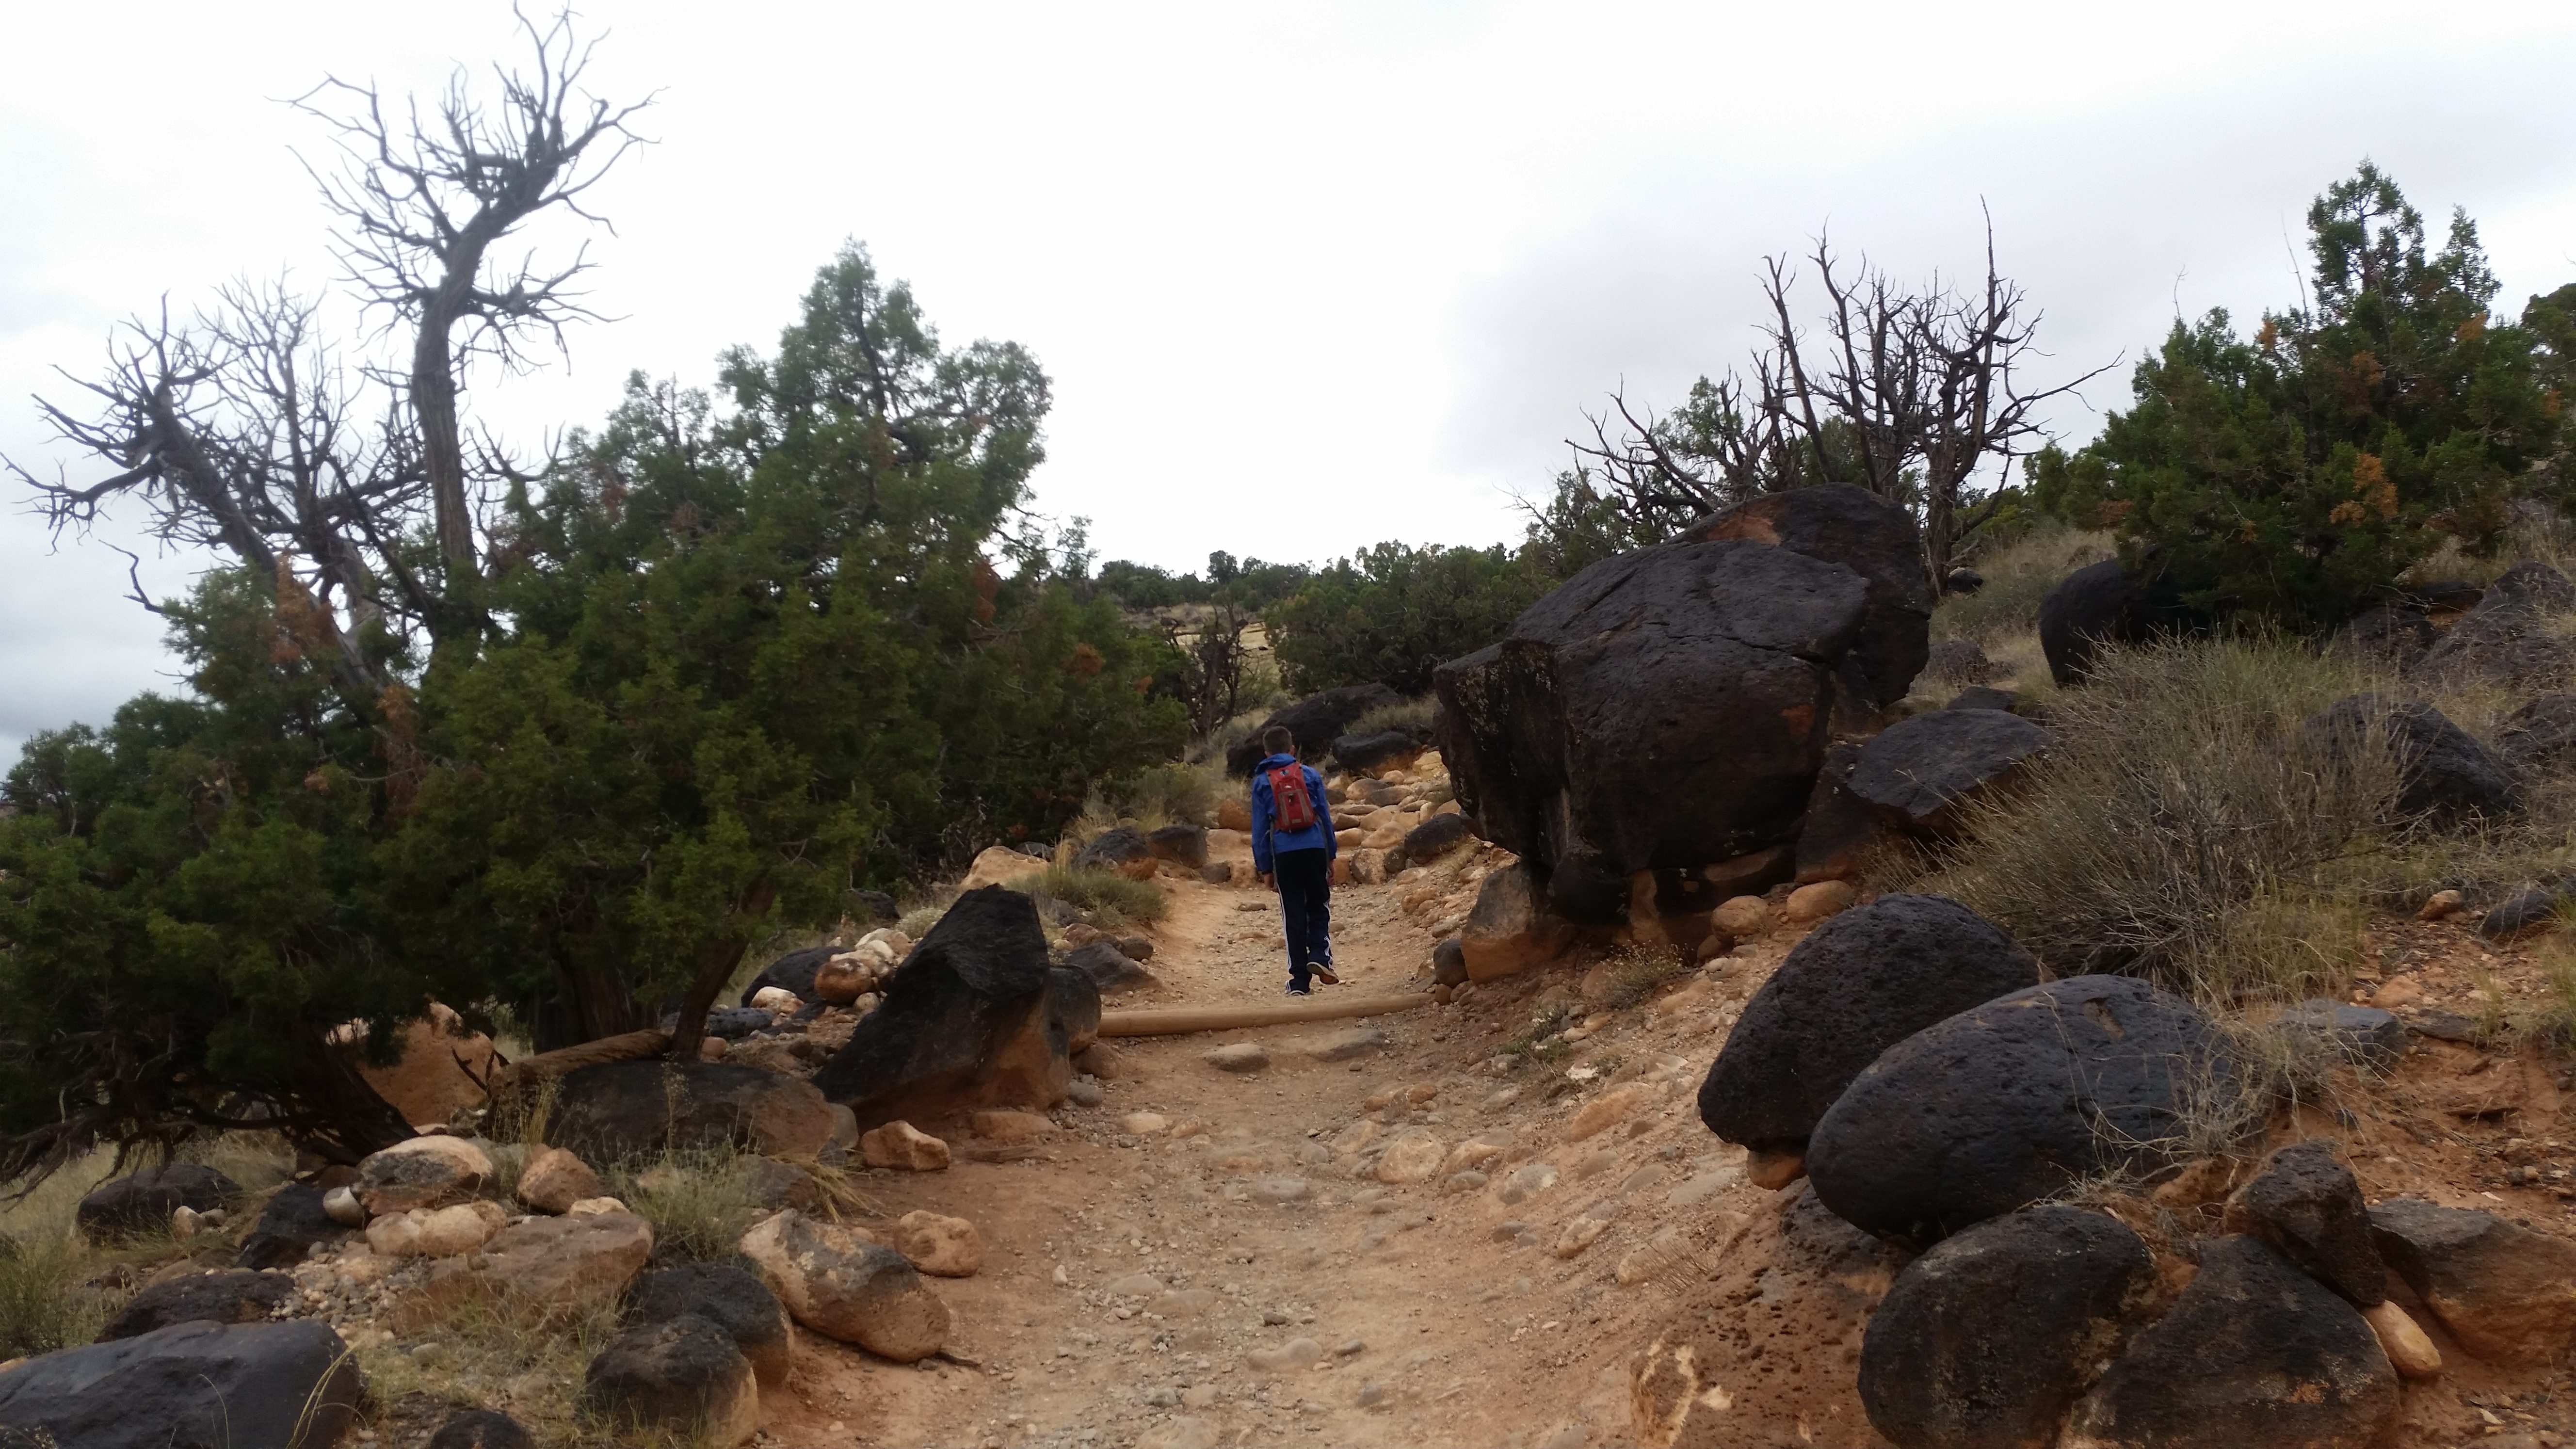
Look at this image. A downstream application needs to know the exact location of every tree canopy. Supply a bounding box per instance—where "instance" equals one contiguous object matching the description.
[2032,162,2574,627]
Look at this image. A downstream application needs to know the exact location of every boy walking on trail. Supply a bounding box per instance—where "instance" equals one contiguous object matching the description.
[1249,725,1340,995]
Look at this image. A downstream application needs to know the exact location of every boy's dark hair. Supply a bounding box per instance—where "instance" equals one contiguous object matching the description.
[1261,725,1295,757]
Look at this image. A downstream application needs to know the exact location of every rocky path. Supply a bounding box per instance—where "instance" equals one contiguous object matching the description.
[758,856,1771,1449]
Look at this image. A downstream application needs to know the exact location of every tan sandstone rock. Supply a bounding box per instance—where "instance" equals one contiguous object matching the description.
[739,1209,950,1360]
[1568,1085,1652,1143]
[887,1210,983,1277]
[1781,879,1857,925]
[351,1002,498,1129]
[515,1146,607,1215]
[1458,863,1579,982]
[355,1135,493,1216]
[1373,1128,1447,1184]
[430,1208,656,1322]
[860,1120,951,1172]
[959,845,1044,892]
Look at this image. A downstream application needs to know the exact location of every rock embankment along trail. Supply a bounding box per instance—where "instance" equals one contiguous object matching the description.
[775,838,1770,1449]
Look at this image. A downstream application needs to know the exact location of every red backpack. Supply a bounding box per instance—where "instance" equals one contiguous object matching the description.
[1266,761,1318,833]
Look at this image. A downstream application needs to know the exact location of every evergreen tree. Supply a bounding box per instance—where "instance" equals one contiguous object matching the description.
[2033,163,2571,627]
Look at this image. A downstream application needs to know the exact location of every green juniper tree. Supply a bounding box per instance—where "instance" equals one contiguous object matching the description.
[2032,162,2573,627]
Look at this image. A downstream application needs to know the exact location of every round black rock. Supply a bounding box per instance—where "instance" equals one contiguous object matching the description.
[628,1260,793,1390]
[2221,1139,2387,1307]
[2300,693,2518,824]
[1698,894,2039,1155]
[98,1269,298,1341]
[581,1316,757,1440]
[1808,974,2235,1245]
[2037,556,2210,686]
[1859,1206,2155,1449]
[75,1164,240,1241]
[234,1183,350,1271]
[2064,1235,2398,1449]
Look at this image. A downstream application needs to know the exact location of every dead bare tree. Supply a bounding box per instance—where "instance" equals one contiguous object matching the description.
[1571,216,2110,588]
[8,281,428,709]
[293,5,651,580]
[1166,604,1256,739]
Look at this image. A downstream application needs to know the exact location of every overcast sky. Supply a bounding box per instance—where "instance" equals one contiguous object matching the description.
[6,0,2576,759]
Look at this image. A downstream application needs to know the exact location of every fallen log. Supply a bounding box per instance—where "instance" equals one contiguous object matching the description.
[484,1028,672,1098]
[1098,993,1434,1037]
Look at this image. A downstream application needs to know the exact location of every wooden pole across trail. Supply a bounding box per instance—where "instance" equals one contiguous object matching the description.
[1097,992,1435,1037]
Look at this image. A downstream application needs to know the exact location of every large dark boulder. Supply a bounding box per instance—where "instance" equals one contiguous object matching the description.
[580,1316,757,1444]
[811,886,1086,1127]
[2496,692,2576,774]
[2480,883,2569,940]
[1859,1206,2155,1449]
[2221,1139,2386,1307]
[1673,483,1937,706]
[1791,741,1884,884]
[740,944,837,1007]
[0,1319,362,1449]
[98,1269,298,1341]
[1145,824,1208,869]
[1849,709,2050,836]
[1074,827,1158,879]
[1391,812,1475,869]
[75,1163,238,1242]
[548,1060,838,1161]
[1332,728,1431,776]
[1918,638,1996,686]
[2414,559,2576,686]
[1699,894,2038,1157]
[1808,975,2235,1245]
[2332,599,2438,668]
[2300,693,2518,823]
[2037,556,2210,685]
[1059,939,1157,995]
[1224,684,1403,776]
[628,1261,793,1391]
[2063,1236,2398,1449]
[2367,1196,2576,1364]
[1433,484,1931,920]
[235,1183,349,1270]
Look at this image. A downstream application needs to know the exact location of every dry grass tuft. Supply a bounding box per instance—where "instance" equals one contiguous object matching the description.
[1908,634,2408,1002]
[609,1145,764,1263]
[1013,862,1170,929]
[1935,524,2116,645]
[1591,945,1688,1011]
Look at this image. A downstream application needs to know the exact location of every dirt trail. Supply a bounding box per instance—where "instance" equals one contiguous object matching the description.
[757,850,1766,1449]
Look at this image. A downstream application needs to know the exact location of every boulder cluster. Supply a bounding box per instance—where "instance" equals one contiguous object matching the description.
[1675,890,2576,1449]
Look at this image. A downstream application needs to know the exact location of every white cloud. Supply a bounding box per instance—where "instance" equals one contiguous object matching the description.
[4,0,2574,755]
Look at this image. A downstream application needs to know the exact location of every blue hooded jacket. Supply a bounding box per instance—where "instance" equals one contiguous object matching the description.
[1248,752,1336,874]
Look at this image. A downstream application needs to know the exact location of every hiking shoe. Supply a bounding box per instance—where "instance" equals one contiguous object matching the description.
[1310,963,1340,986]
[1286,985,1313,997]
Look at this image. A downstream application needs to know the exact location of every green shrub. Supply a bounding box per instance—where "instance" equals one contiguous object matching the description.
[1270,543,1552,695]
[2029,164,2573,631]
[1914,635,2403,1001]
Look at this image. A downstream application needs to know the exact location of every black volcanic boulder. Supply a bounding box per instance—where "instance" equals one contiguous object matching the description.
[1224,683,1403,776]
[1849,709,2050,836]
[2415,559,2576,685]
[235,1182,349,1270]
[628,1261,794,1391]
[812,886,1087,1127]
[2300,693,2518,824]
[1792,741,1884,884]
[1146,824,1209,869]
[98,1269,298,1341]
[1074,826,1159,880]
[1699,894,2038,1159]
[0,1319,362,1449]
[2221,1139,2387,1307]
[427,1412,533,1449]
[580,1316,757,1444]
[1392,812,1475,869]
[1049,966,1102,1055]
[76,1163,239,1242]
[1060,939,1157,995]
[1808,975,2235,1245]
[1919,638,1996,686]
[2063,1236,2398,1449]
[1434,484,1931,920]
[2496,692,2576,774]
[548,1061,838,1160]
[2037,556,2210,685]
[1672,483,1937,706]
[740,945,837,1007]
[1333,728,1431,776]
[1859,1206,2155,1449]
